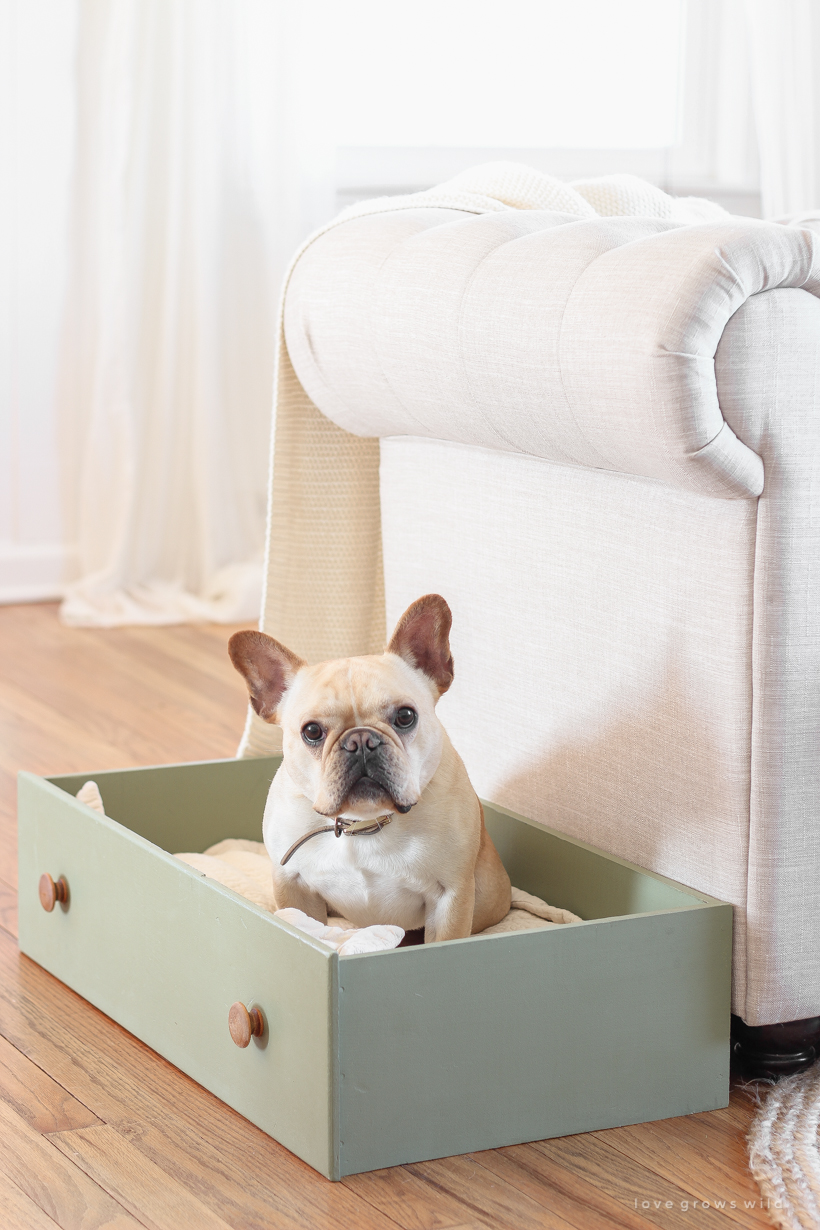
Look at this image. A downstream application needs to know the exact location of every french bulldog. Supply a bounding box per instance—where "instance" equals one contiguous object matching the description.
[229,594,511,942]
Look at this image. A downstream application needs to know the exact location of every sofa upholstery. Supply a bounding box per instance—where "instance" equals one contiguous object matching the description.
[273,205,820,1028]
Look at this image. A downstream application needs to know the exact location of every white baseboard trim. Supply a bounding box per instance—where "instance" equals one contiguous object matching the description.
[0,542,77,606]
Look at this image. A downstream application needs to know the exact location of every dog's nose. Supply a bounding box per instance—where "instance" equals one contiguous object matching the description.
[341,728,383,755]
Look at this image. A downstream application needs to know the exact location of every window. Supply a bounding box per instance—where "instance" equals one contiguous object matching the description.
[321,0,760,217]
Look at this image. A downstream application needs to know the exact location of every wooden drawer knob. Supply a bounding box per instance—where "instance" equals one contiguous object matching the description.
[39,874,68,912]
[229,1002,264,1048]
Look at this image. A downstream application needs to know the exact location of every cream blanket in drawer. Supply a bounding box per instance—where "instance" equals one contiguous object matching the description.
[175,838,581,956]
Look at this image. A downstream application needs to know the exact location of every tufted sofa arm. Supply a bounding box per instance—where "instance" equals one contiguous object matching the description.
[285,208,820,500]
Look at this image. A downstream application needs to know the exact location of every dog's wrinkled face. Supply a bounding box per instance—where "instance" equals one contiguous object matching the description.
[280,653,443,818]
[229,595,455,821]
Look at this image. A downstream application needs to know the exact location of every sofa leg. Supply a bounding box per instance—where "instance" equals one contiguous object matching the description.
[731,1014,820,1079]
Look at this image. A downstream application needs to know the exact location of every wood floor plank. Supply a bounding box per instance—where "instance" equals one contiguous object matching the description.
[0,1095,142,1229]
[50,1124,236,1230]
[712,1087,759,1134]
[0,1032,100,1133]
[117,622,251,695]
[0,875,16,936]
[0,1167,64,1230]
[0,675,144,778]
[342,1165,490,1230]
[0,609,241,784]
[468,1142,661,1230]
[530,1135,733,1228]
[112,1116,402,1230]
[0,608,246,771]
[591,1112,768,1228]
[405,1154,581,1230]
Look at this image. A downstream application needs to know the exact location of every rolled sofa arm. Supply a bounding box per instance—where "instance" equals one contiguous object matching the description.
[284,208,820,499]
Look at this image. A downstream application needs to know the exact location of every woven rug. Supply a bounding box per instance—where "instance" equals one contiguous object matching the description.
[747,1063,820,1228]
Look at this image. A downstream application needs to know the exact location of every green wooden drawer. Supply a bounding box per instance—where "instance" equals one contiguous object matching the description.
[17,756,731,1180]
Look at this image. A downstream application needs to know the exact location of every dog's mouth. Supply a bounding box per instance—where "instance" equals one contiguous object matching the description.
[345,776,400,812]
[315,772,418,818]
[344,777,413,816]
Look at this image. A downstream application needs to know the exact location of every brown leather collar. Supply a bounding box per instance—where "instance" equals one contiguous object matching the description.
[280,812,394,867]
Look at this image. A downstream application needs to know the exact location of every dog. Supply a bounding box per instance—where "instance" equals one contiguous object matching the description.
[228,594,511,942]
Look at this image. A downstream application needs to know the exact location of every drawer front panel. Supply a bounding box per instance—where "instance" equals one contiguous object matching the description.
[18,774,337,1179]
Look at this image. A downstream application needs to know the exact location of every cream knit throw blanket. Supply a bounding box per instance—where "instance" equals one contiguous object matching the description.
[237,162,728,758]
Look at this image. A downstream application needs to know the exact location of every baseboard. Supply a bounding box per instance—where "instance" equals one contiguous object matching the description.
[0,542,77,605]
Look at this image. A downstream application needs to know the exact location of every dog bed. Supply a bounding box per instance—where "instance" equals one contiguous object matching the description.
[174,837,582,954]
[77,779,581,954]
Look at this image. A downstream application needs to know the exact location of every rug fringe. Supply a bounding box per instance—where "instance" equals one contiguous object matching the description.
[748,1063,820,1229]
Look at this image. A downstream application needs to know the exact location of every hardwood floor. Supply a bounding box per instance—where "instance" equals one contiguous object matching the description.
[0,602,770,1229]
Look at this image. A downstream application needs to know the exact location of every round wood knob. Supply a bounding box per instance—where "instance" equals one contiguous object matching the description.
[228,1002,264,1048]
[39,874,68,912]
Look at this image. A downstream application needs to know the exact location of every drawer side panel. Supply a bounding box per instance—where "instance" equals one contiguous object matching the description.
[337,905,731,1176]
[18,773,335,1178]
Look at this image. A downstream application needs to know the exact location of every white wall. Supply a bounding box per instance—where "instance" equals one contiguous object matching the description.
[0,0,78,602]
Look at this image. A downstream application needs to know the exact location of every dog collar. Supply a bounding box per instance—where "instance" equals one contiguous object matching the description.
[280,812,394,867]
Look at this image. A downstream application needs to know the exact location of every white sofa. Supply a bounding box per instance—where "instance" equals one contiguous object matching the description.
[255,200,820,1051]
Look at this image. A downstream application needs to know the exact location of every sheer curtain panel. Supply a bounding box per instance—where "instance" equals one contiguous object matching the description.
[58,0,332,626]
[744,0,820,217]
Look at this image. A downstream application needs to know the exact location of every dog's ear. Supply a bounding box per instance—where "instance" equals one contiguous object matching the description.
[387,594,454,696]
[228,631,306,723]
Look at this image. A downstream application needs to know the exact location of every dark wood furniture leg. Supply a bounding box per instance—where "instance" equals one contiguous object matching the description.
[731,1014,820,1078]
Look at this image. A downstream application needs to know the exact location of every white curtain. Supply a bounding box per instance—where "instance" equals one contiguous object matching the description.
[58,0,333,626]
[744,0,820,217]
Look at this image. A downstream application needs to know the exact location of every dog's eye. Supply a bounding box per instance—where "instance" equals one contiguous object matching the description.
[393,707,417,731]
[301,722,325,745]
